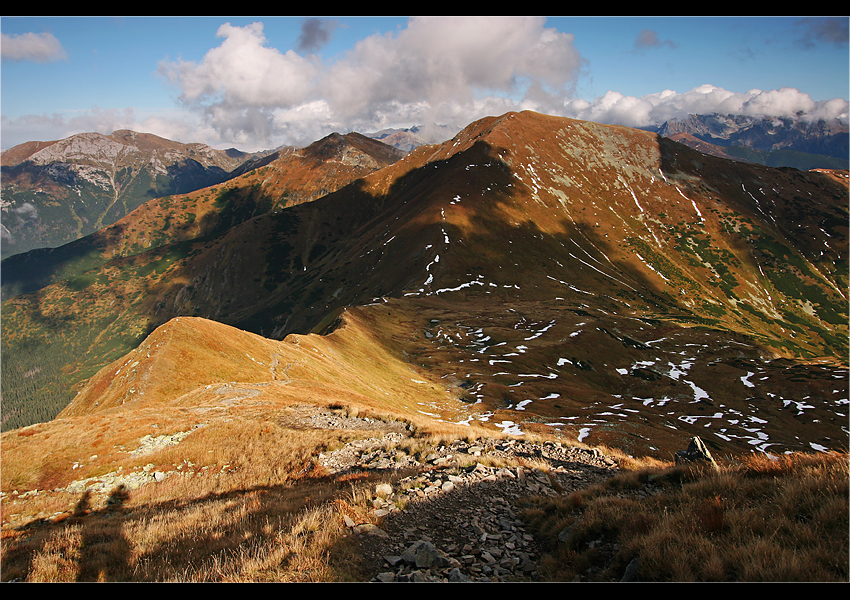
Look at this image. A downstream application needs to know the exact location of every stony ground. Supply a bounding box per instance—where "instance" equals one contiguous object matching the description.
[4,404,633,582]
[303,405,623,582]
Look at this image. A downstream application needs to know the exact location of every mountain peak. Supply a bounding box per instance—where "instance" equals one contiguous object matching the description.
[303,131,405,166]
[0,129,271,259]
[656,113,849,168]
[2,111,847,460]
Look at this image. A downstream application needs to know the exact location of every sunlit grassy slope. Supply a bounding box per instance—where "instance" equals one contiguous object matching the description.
[2,111,847,457]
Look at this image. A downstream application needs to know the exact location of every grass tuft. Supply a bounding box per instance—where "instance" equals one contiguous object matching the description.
[523,450,849,582]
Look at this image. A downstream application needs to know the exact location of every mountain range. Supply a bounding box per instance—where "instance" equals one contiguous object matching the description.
[1,110,846,463]
[650,114,849,171]
[3,114,844,264]
[365,124,460,153]
[0,132,404,299]
[0,125,450,262]
[0,130,272,260]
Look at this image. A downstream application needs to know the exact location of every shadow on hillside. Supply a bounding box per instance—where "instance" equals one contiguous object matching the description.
[1,135,694,430]
[14,129,845,431]
[1,222,129,301]
[189,137,688,339]
[2,122,847,574]
[3,486,133,582]
[75,486,132,582]
[0,451,611,582]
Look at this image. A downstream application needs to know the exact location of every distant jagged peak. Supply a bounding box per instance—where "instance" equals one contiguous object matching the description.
[654,112,849,168]
[16,131,145,165]
[657,112,849,141]
[365,123,461,153]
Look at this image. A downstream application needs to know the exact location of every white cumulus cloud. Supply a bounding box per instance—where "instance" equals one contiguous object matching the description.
[4,19,847,153]
[1,31,67,62]
[160,22,319,109]
[559,84,849,128]
[319,17,583,122]
[157,17,586,149]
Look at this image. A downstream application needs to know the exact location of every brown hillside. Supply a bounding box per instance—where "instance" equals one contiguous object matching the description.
[0,132,404,299]
[60,311,450,428]
[0,140,59,166]
[104,131,404,256]
[2,110,847,460]
[0,129,273,260]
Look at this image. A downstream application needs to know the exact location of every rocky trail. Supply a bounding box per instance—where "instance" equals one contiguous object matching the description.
[299,405,627,582]
[5,404,641,582]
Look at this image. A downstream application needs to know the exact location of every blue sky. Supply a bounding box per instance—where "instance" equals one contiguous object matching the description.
[1,16,848,151]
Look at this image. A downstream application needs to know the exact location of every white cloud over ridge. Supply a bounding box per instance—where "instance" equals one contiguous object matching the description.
[156,18,586,148]
[561,85,849,130]
[149,19,848,151]
[3,19,848,152]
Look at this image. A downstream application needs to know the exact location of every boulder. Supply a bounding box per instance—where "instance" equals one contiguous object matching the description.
[401,540,451,569]
[674,436,719,469]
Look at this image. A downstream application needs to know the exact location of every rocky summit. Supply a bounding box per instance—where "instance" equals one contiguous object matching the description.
[0,130,274,260]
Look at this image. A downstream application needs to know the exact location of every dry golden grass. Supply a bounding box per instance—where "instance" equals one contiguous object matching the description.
[2,409,186,493]
[1,407,392,582]
[4,308,846,582]
[4,399,847,583]
[1,479,370,582]
[522,450,849,582]
[0,370,503,583]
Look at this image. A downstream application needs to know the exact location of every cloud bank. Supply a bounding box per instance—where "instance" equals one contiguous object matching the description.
[3,18,848,152]
[155,17,586,148]
[151,18,847,150]
[561,85,849,130]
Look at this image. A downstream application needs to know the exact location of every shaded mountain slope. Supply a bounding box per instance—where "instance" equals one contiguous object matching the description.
[1,132,404,300]
[2,111,847,459]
